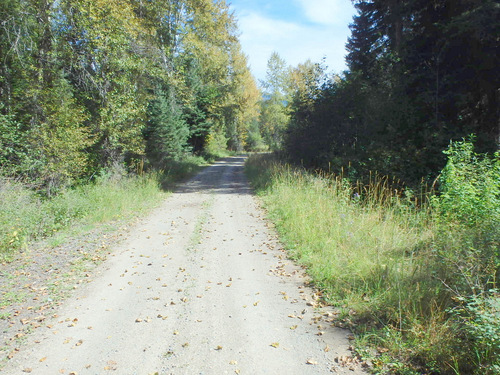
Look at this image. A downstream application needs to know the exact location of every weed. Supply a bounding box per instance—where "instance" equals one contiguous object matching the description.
[245,147,499,375]
[0,151,212,262]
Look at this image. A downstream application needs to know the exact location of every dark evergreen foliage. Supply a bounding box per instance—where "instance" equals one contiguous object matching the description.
[144,87,190,166]
[286,0,499,185]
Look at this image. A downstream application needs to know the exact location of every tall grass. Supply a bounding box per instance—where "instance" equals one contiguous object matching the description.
[0,174,164,260]
[245,146,499,375]
[0,155,208,261]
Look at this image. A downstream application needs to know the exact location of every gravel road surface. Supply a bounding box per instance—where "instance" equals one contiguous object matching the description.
[3,157,365,374]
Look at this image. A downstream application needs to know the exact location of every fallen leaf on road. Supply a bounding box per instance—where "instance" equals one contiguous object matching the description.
[229,360,237,365]
[306,358,318,365]
[104,360,118,371]
[270,342,279,348]
[215,345,223,350]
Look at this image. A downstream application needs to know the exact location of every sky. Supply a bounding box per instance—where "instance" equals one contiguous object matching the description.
[227,0,357,83]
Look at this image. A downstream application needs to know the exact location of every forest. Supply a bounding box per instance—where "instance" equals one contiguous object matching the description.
[2,0,498,189]
[0,0,260,195]
[261,0,499,186]
[1,0,499,373]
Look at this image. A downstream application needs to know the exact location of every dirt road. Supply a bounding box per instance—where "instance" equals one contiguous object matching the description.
[3,157,365,374]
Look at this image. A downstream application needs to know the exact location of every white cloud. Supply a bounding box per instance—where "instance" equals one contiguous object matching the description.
[295,0,354,26]
[236,10,351,82]
[238,12,302,42]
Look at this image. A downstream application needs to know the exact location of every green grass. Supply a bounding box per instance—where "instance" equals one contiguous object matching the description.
[0,156,208,261]
[245,153,499,375]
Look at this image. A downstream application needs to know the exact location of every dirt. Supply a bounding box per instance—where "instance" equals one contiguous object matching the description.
[1,156,367,374]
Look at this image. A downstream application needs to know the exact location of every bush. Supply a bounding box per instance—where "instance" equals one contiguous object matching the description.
[432,139,500,373]
[453,291,500,374]
[432,138,499,296]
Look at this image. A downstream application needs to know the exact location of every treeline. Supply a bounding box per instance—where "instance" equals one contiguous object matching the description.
[0,0,260,194]
[265,0,499,185]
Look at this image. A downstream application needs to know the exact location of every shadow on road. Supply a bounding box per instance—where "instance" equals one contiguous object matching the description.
[175,156,253,196]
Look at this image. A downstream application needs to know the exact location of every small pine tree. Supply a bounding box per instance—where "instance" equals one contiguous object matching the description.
[144,87,189,167]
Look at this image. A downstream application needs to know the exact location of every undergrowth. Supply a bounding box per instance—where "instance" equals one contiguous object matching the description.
[245,140,499,375]
[0,156,207,261]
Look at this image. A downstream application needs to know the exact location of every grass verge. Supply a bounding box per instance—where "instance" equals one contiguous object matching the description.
[245,151,499,375]
[0,155,208,261]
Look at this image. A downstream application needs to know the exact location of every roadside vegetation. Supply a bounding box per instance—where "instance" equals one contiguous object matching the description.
[0,0,261,261]
[251,2,498,372]
[246,144,499,375]
[0,156,208,262]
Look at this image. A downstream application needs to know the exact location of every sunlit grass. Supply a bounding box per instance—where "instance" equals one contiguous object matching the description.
[244,153,484,374]
[0,155,208,261]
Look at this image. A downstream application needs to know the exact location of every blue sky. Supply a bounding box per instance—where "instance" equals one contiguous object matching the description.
[228,0,356,82]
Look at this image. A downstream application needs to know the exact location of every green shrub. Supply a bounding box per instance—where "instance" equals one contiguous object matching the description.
[453,291,500,374]
[431,137,499,306]
[431,139,500,373]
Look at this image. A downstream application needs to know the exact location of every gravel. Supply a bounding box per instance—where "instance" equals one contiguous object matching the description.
[1,156,366,374]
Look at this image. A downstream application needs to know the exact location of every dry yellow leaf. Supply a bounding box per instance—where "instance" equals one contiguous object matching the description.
[270,342,279,348]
